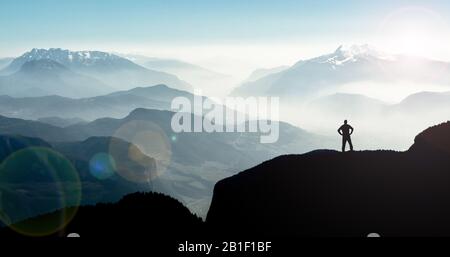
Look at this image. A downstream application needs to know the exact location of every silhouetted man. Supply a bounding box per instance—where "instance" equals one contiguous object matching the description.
[338,120,354,152]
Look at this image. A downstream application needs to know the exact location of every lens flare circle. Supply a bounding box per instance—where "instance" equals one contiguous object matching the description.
[89,152,116,180]
[109,120,171,184]
[0,147,81,237]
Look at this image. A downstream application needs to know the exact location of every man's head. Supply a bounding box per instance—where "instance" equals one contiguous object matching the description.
[344,120,348,124]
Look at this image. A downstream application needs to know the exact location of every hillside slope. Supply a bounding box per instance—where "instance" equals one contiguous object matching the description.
[0,135,156,227]
[0,192,203,239]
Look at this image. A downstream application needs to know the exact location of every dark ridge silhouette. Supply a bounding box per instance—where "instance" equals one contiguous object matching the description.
[0,135,156,226]
[206,122,450,237]
[0,192,203,239]
[410,121,450,156]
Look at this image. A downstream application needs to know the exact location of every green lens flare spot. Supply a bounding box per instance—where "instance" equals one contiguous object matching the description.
[0,147,81,237]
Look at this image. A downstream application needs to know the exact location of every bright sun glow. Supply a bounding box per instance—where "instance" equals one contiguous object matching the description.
[376,6,449,58]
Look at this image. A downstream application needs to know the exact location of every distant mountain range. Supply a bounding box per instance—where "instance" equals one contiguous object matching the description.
[36,117,86,128]
[4,82,448,132]
[65,108,328,215]
[0,107,328,217]
[297,90,450,151]
[0,59,112,98]
[122,54,236,96]
[207,121,450,237]
[243,65,289,83]
[232,45,450,100]
[0,57,13,70]
[0,114,82,142]
[392,91,450,114]
[0,48,191,97]
[0,84,195,121]
[307,93,388,117]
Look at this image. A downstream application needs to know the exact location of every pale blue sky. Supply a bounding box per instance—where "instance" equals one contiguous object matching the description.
[1,0,444,43]
[2,0,450,75]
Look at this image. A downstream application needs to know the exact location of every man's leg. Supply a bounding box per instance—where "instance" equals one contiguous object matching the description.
[342,137,346,152]
[348,137,353,151]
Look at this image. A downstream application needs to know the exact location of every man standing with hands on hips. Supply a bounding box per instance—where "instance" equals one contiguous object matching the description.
[338,120,354,152]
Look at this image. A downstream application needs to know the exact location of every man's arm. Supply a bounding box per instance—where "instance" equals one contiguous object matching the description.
[338,126,343,135]
[350,126,354,135]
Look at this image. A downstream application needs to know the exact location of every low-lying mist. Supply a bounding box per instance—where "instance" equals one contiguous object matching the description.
[276,84,450,151]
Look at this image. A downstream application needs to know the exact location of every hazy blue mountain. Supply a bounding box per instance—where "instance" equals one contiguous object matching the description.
[0,57,13,70]
[0,59,112,98]
[37,117,87,127]
[0,107,328,216]
[232,45,450,100]
[143,58,234,89]
[53,136,156,204]
[307,90,450,123]
[142,57,227,78]
[243,66,289,83]
[66,108,328,164]
[1,48,191,93]
[64,108,329,216]
[388,91,450,133]
[308,92,450,117]
[107,84,193,102]
[0,85,201,121]
[394,91,450,113]
[122,54,236,95]
[307,93,388,118]
[0,114,86,142]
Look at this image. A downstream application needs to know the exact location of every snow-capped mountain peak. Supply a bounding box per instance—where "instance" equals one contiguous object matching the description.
[20,59,68,73]
[1,48,137,75]
[336,44,395,61]
[12,48,122,69]
[335,44,374,56]
[309,44,396,67]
